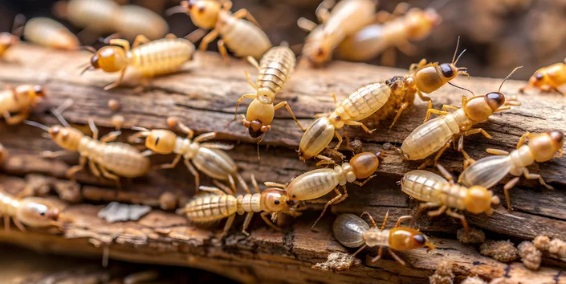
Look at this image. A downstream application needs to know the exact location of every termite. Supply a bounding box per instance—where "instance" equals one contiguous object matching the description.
[458,131,564,210]
[0,189,60,230]
[400,164,500,233]
[0,14,25,59]
[265,151,380,229]
[336,5,441,65]
[333,212,434,265]
[115,5,168,41]
[23,17,79,50]
[234,45,304,139]
[178,175,301,236]
[129,117,245,192]
[399,67,521,167]
[519,59,566,95]
[167,0,227,31]
[0,84,46,125]
[299,82,391,161]
[25,108,150,185]
[83,34,195,90]
[197,1,271,61]
[297,0,377,66]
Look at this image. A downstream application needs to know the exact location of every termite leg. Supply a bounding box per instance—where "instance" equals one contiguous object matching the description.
[172,119,195,139]
[436,164,454,183]
[371,246,384,263]
[273,101,305,131]
[409,59,427,73]
[199,142,234,151]
[446,209,468,235]
[217,39,230,63]
[388,250,406,265]
[311,186,348,230]
[100,131,121,143]
[360,211,378,228]
[315,0,335,23]
[486,148,509,155]
[515,132,531,148]
[242,212,254,236]
[380,210,389,230]
[352,174,376,187]
[462,150,475,169]
[389,101,409,129]
[3,111,28,125]
[523,168,553,189]
[132,34,150,48]
[394,216,413,228]
[463,128,492,139]
[13,217,25,232]
[66,156,87,177]
[503,177,520,210]
[427,205,447,217]
[88,160,101,178]
[199,186,226,196]
[232,9,260,27]
[233,93,256,123]
[424,108,449,122]
[157,155,182,169]
[99,166,121,188]
[417,91,433,111]
[250,174,260,194]
[199,29,219,52]
[221,215,236,238]
[264,181,286,189]
[194,132,217,143]
[344,120,373,134]
[314,155,336,167]
[104,68,127,90]
[441,105,459,112]
[260,212,282,232]
[183,159,200,191]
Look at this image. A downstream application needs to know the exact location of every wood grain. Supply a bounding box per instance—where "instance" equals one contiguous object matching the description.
[0,44,564,283]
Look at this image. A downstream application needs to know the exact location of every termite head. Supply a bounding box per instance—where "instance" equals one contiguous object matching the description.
[528,131,564,162]
[48,125,84,151]
[181,0,222,30]
[527,68,552,89]
[349,152,380,179]
[13,84,46,106]
[17,197,60,227]
[389,227,435,251]
[90,46,128,73]
[140,129,177,154]
[302,29,335,66]
[464,92,505,122]
[464,186,499,215]
[243,99,274,138]
[406,8,441,40]
[261,189,294,213]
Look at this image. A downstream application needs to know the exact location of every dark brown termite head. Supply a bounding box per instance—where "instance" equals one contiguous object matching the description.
[90,46,128,73]
[48,125,84,151]
[350,152,381,179]
[244,119,268,138]
[242,99,274,138]
[528,131,564,162]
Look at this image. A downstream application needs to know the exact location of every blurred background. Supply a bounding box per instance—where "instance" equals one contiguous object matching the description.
[0,0,565,282]
[1,0,565,79]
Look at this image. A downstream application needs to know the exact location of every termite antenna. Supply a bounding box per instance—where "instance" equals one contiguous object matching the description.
[50,99,73,128]
[499,66,523,92]
[11,14,26,36]
[428,0,451,11]
[454,49,466,65]
[451,36,462,64]
[80,65,95,75]
[24,120,50,131]
[78,45,97,53]
[165,3,188,16]
[448,82,474,96]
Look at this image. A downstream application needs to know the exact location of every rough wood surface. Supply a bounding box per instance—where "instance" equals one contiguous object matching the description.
[0,44,565,284]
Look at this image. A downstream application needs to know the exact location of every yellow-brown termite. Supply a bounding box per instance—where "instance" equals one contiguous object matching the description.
[23,17,79,50]
[459,131,564,210]
[167,0,228,31]
[299,82,391,161]
[0,84,46,125]
[333,212,434,265]
[336,5,441,65]
[178,175,302,236]
[197,1,271,61]
[0,188,60,231]
[266,151,380,229]
[83,34,195,90]
[0,14,25,59]
[24,108,150,185]
[399,67,522,166]
[400,164,500,233]
[129,117,245,192]
[519,59,566,95]
[234,45,304,139]
[297,0,377,66]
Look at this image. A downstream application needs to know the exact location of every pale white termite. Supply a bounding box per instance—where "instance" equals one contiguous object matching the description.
[400,67,522,166]
[297,0,378,66]
[130,117,245,192]
[198,1,272,61]
[114,5,168,41]
[0,85,45,125]
[266,151,380,229]
[235,45,304,139]
[400,165,500,233]
[179,176,301,236]
[459,131,564,210]
[333,212,434,265]
[0,189,60,230]
[336,5,441,64]
[25,116,150,185]
[84,34,195,90]
[23,17,79,50]
[299,82,391,161]
[65,0,119,34]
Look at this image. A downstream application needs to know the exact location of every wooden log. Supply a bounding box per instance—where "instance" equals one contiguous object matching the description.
[0,44,565,283]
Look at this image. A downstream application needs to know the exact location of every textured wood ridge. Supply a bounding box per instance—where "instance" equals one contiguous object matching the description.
[0,44,565,283]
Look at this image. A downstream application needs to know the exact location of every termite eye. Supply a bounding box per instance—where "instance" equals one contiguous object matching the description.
[413,234,425,244]
[274,200,280,205]
[486,92,505,110]
[39,211,46,216]
[440,64,454,78]
[198,6,205,13]
[154,136,160,146]
[535,73,544,80]
[292,194,296,198]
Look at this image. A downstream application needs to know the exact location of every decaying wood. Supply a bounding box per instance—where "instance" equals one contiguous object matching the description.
[0,44,565,283]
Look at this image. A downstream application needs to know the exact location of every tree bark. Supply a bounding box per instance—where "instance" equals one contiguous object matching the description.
[0,44,565,283]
